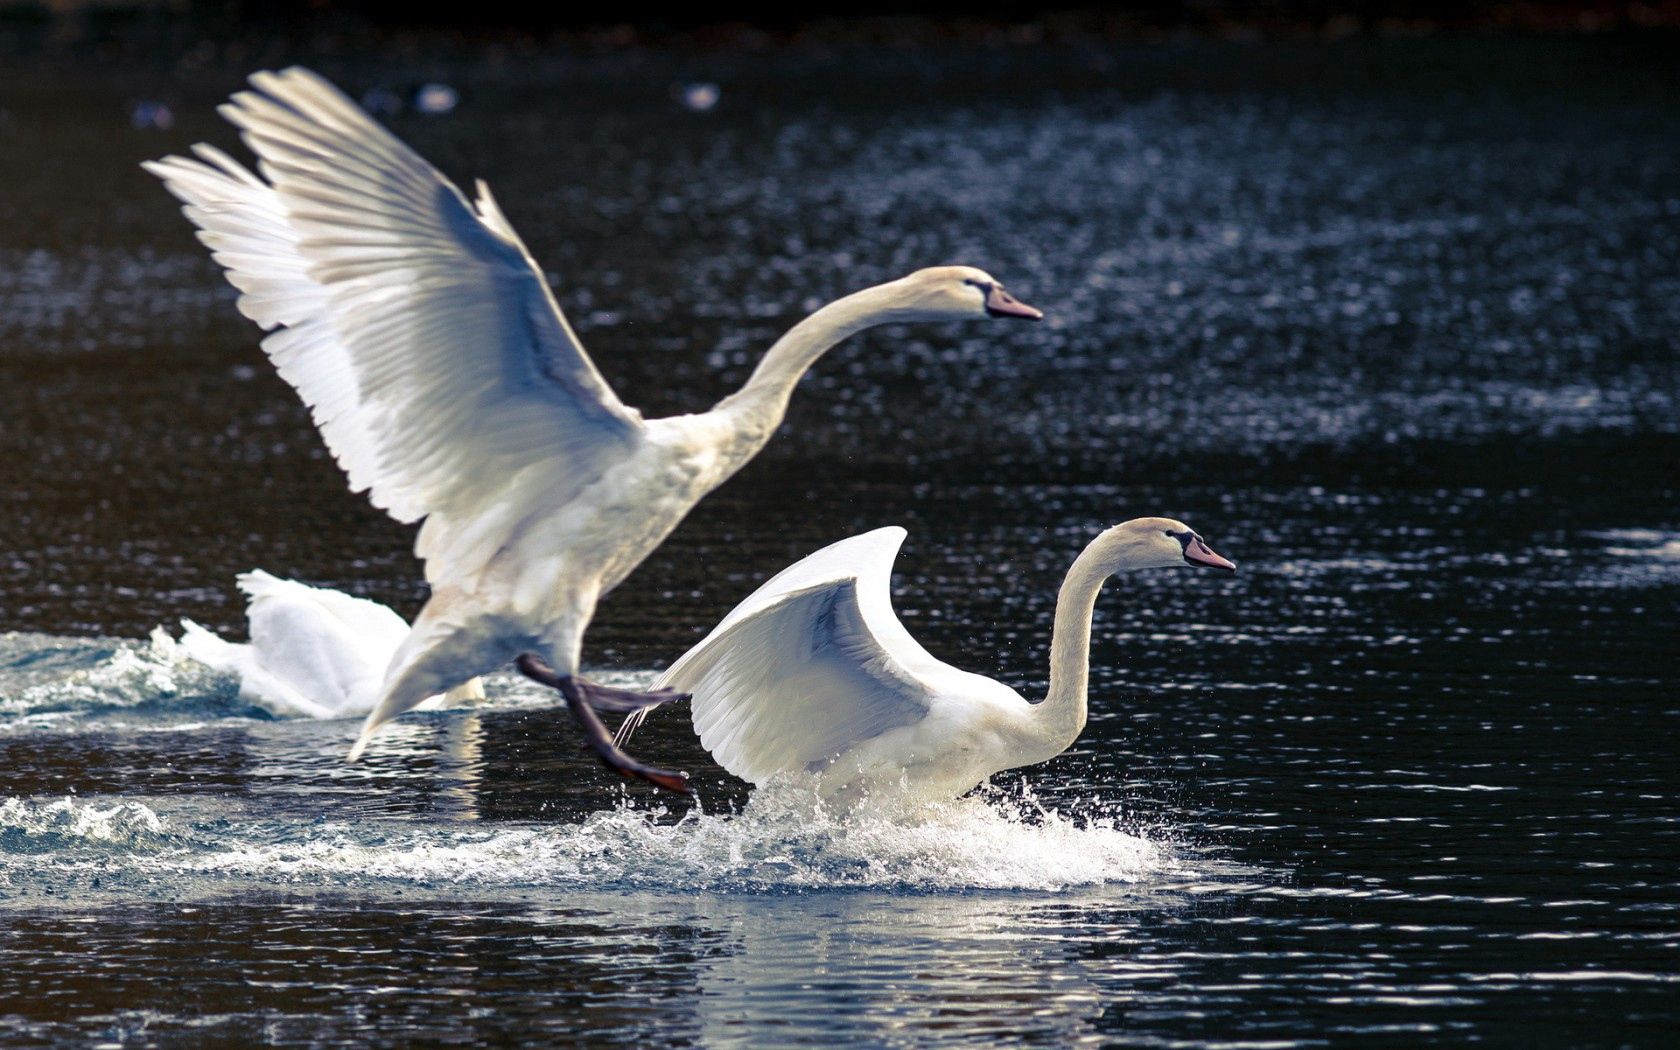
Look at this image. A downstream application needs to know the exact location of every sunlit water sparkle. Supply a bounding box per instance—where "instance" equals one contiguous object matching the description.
[1,33,1677,1048]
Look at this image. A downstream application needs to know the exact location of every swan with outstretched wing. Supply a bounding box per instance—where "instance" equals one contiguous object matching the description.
[618,521,1236,799]
[146,68,1043,791]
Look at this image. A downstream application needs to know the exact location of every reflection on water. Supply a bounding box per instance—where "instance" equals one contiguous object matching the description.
[6,887,1288,1046]
[0,33,1677,1049]
[1,482,1675,1044]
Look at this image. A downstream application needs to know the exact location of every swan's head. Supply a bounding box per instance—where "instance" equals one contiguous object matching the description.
[893,266,1043,321]
[1101,517,1237,573]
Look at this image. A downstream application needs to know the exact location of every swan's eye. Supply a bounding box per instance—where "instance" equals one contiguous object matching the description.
[963,278,993,293]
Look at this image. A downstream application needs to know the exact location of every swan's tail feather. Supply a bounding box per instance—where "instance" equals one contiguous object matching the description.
[613,705,655,748]
[176,618,243,674]
[350,674,480,758]
[234,568,290,600]
[347,713,381,762]
[348,666,443,761]
[347,692,411,760]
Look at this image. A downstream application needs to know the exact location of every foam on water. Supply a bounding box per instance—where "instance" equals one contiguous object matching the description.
[0,797,173,853]
[186,778,1165,893]
[0,630,578,734]
[0,630,233,722]
[0,632,1175,896]
[0,781,1169,896]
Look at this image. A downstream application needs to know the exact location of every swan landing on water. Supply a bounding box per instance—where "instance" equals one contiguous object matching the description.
[174,571,485,721]
[145,68,1042,793]
[617,520,1235,801]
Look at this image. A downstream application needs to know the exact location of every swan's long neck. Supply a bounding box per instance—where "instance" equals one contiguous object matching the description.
[714,280,916,448]
[1019,529,1143,763]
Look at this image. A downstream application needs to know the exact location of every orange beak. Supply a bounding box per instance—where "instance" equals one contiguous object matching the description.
[1184,536,1236,572]
[984,285,1043,320]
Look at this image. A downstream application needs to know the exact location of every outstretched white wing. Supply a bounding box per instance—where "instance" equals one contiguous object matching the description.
[145,67,643,585]
[635,527,973,785]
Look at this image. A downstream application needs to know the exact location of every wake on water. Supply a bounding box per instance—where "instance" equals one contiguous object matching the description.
[0,630,239,726]
[1,630,1176,897]
[195,780,1169,893]
[0,782,1171,897]
[0,628,571,731]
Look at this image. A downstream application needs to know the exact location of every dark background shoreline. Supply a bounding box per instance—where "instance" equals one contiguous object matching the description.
[5,0,1680,61]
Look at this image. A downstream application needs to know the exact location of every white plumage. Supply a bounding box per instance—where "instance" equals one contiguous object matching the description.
[147,68,1041,788]
[620,520,1236,800]
[177,570,484,720]
[146,81,639,588]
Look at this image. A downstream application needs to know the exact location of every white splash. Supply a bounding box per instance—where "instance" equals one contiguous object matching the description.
[0,797,169,848]
[0,630,225,720]
[182,778,1168,893]
[0,629,581,732]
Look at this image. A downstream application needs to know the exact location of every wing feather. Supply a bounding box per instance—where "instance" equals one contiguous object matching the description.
[145,67,643,585]
[633,528,961,785]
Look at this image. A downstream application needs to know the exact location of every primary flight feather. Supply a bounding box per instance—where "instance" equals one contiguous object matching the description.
[147,67,1043,792]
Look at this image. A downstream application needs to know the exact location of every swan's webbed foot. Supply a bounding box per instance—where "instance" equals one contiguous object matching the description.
[514,654,694,796]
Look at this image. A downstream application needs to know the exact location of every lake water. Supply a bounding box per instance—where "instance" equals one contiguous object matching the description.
[0,33,1676,1047]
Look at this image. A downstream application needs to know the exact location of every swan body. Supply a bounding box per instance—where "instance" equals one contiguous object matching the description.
[145,67,1042,782]
[619,519,1235,800]
[177,570,485,719]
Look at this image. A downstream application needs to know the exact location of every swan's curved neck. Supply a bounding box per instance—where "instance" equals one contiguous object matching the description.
[714,280,914,442]
[1018,528,1164,763]
[1022,541,1111,758]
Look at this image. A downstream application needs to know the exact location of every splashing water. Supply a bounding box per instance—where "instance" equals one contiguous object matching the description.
[0,779,1170,900]
[0,797,172,853]
[174,777,1168,894]
[0,629,589,733]
[0,632,1172,895]
[0,630,229,721]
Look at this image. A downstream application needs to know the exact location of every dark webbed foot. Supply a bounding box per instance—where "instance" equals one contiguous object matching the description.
[515,654,694,796]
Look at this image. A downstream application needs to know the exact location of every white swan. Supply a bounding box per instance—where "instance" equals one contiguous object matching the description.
[144,67,1041,791]
[615,519,1235,800]
[176,570,484,720]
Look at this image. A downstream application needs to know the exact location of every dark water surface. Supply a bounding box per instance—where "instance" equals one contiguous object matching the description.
[1,35,1677,1047]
